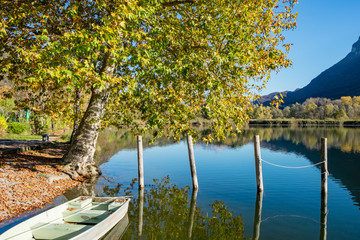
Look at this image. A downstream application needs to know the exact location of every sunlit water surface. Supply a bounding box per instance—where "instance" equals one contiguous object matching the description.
[1,127,360,240]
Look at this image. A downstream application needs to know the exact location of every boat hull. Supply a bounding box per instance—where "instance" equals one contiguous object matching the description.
[0,196,131,240]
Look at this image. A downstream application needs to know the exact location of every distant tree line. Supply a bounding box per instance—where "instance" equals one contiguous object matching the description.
[250,96,360,120]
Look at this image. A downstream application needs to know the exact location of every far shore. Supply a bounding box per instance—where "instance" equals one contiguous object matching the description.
[189,118,360,128]
[247,119,360,127]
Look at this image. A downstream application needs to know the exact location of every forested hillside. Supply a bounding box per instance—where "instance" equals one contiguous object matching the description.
[259,37,360,106]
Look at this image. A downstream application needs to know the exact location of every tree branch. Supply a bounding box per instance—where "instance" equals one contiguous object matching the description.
[162,1,195,7]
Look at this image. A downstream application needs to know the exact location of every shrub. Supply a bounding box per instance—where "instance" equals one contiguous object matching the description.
[30,114,50,135]
[8,122,30,134]
[0,115,8,135]
[60,132,72,142]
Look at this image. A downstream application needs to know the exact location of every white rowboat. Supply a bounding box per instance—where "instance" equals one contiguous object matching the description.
[0,196,131,240]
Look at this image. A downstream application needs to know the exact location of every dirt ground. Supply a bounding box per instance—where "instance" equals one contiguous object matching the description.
[0,142,83,222]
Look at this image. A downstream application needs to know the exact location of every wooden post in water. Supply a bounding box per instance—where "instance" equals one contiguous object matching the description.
[187,135,199,190]
[321,138,328,194]
[137,136,144,189]
[138,187,144,236]
[252,190,263,240]
[254,135,264,192]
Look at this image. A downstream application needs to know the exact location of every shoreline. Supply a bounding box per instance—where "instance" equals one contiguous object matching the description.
[248,119,360,128]
[0,142,83,223]
[189,118,360,128]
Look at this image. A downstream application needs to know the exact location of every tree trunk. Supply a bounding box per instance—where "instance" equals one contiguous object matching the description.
[70,87,81,143]
[62,86,110,179]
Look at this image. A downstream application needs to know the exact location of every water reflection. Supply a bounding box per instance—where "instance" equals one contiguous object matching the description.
[91,127,360,239]
[208,127,360,153]
[138,187,144,236]
[320,191,328,240]
[95,127,360,208]
[63,179,97,199]
[98,176,248,240]
[95,127,360,162]
[252,191,263,240]
[188,189,198,239]
[101,214,130,240]
[92,177,329,240]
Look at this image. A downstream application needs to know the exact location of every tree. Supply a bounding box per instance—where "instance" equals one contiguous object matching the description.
[1,0,297,178]
[283,106,291,118]
[352,96,360,105]
[289,103,304,118]
[304,101,317,119]
[325,104,334,118]
[270,107,284,119]
[341,96,352,106]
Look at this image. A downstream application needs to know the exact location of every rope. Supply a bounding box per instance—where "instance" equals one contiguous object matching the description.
[261,214,320,224]
[261,159,325,169]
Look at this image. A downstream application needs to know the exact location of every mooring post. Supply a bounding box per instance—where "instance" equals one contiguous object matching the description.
[187,135,199,190]
[137,136,144,189]
[321,138,328,194]
[254,135,264,192]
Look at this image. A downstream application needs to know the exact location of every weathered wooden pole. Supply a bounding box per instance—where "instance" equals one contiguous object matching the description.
[320,137,328,240]
[254,135,264,192]
[187,135,199,190]
[188,188,198,239]
[138,187,144,236]
[252,190,263,240]
[321,138,328,194]
[137,136,144,189]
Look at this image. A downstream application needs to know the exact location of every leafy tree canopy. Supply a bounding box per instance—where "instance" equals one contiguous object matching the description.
[1,0,297,141]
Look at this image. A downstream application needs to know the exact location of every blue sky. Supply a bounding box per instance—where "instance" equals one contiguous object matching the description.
[262,0,360,95]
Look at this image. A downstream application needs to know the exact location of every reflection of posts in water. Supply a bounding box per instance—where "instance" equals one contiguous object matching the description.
[138,187,144,236]
[188,188,198,239]
[320,191,328,240]
[320,137,328,240]
[253,190,263,240]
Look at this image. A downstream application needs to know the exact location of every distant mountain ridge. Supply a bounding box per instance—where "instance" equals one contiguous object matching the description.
[260,36,360,106]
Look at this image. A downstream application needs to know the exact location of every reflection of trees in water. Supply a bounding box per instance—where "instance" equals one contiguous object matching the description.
[95,128,360,167]
[63,178,97,199]
[210,128,360,153]
[97,176,249,240]
[94,129,178,165]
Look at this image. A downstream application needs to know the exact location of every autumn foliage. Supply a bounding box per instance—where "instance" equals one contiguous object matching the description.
[1,0,298,176]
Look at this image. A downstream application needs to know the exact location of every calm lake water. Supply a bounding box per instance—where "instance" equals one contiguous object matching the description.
[1,127,360,239]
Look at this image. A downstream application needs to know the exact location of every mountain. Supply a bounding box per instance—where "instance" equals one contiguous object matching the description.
[254,91,289,105]
[260,36,360,106]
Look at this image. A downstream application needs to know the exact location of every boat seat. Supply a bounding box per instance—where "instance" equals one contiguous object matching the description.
[63,210,110,225]
[32,223,91,240]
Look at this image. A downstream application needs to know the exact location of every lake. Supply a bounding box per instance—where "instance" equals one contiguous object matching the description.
[1,127,360,239]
